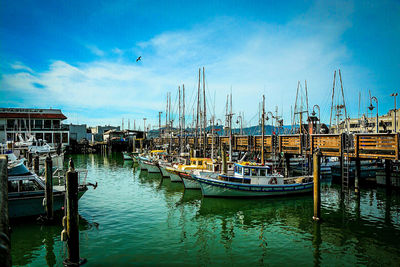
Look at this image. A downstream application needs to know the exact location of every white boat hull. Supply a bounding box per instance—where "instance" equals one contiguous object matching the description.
[195,176,313,198]
[181,175,200,189]
[140,161,160,173]
[159,166,170,177]
[169,172,182,182]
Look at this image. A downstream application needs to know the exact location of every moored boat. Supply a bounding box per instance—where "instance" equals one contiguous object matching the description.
[7,160,89,218]
[192,162,313,198]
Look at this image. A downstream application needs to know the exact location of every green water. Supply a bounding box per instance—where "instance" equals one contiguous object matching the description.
[10,153,400,266]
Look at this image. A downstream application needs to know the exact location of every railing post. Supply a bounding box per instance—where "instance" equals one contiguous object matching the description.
[313,150,321,221]
[45,155,54,220]
[0,155,11,267]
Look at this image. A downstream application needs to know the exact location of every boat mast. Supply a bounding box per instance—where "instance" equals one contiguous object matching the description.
[229,90,233,162]
[182,84,185,153]
[203,67,207,157]
[196,68,200,154]
[329,70,336,131]
[339,69,348,132]
[261,95,265,165]
[179,86,182,154]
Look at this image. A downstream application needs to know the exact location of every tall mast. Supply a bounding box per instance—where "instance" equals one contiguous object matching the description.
[196,68,200,141]
[305,80,309,118]
[338,69,348,132]
[229,90,232,161]
[182,84,185,153]
[329,71,336,129]
[179,86,182,153]
[166,93,168,133]
[203,67,207,157]
[261,95,265,165]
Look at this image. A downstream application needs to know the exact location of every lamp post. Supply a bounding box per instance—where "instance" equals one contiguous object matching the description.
[391,93,398,133]
[371,96,378,133]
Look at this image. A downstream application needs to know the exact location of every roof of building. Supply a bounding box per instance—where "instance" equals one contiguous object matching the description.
[0,108,67,120]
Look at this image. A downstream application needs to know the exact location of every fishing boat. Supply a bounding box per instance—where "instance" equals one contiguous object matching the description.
[192,162,313,198]
[165,158,213,184]
[122,151,133,160]
[137,150,166,173]
[7,160,89,218]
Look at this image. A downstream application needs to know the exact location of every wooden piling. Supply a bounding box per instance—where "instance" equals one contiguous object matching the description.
[0,155,11,267]
[284,154,291,177]
[354,158,361,194]
[140,139,143,153]
[133,137,136,153]
[34,155,40,175]
[64,160,80,266]
[221,144,227,175]
[45,155,54,220]
[385,159,391,188]
[313,151,321,221]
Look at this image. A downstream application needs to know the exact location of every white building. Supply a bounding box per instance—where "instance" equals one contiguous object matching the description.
[0,108,70,145]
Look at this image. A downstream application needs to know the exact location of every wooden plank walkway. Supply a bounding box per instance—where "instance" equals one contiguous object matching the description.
[151,133,400,160]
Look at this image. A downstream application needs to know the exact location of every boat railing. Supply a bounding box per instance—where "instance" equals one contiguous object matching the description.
[283,175,313,184]
[51,168,88,186]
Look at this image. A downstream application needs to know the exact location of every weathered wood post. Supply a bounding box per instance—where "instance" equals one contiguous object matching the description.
[132,137,136,153]
[221,144,227,175]
[139,139,143,153]
[385,159,391,188]
[34,155,40,175]
[64,159,81,266]
[45,154,54,220]
[0,155,11,267]
[313,150,321,221]
[284,153,291,177]
[354,158,361,194]
[27,152,32,168]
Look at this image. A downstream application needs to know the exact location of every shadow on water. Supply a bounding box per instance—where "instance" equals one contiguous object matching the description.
[11,216,93,266]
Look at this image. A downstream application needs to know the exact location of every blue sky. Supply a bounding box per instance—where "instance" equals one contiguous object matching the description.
[1,0,399,129]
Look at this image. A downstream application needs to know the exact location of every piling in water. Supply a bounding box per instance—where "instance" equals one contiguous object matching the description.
[34,155,40,175]
[354,158,360,194]
[64,159,82,266]
[313,151,321,221]
[0,155,11,267]
[45,155,54,220]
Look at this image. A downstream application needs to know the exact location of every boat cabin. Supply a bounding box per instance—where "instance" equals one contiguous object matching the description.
[219,163,284,185]
[8,175,46,195]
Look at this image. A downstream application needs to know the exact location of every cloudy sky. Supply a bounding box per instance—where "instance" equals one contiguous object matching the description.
[1,0,399,129]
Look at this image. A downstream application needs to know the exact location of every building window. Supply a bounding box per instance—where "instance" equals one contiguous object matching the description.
[54,133,61,144]
[44,133,52,143]
[7,119,15,129]
[350,123,359,128]
[44,120,52,129]
[6,133,13,141]
[53,120,60,129]
[36,133,44,140]
[62,133,68,143]
[34,120,42,129]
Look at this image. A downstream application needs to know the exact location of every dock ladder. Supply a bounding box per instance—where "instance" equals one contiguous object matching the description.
[341,134,351,192]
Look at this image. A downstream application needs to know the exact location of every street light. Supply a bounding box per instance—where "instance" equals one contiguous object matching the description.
[391,93,398,133]
[370,96,378,133]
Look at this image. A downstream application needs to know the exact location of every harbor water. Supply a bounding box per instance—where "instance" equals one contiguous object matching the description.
[11,153,400,266]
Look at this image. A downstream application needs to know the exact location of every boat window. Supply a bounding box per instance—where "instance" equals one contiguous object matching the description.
[198,160,203,165]
[260,169,266,176]
[20,179,41,192]
[244,167,250,176]
[251,168,257,176]
[8,181,19,192]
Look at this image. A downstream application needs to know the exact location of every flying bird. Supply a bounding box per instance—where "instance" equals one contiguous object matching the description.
[136,56,142,62]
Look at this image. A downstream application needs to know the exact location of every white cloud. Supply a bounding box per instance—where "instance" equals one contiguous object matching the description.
[86,45,105,56]
[1,2,369,127]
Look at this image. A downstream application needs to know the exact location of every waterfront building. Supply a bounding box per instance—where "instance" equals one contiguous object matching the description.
[331,108,400,134]
[0,108,69,145]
